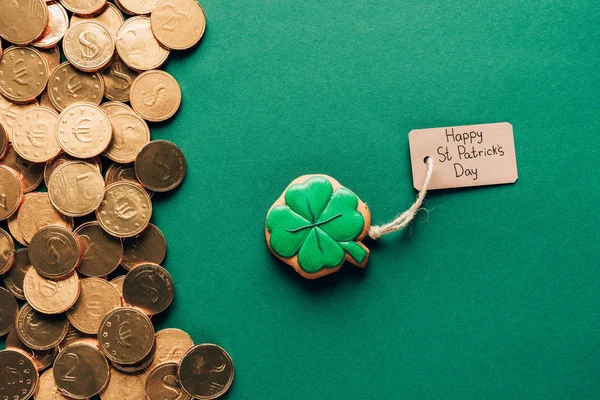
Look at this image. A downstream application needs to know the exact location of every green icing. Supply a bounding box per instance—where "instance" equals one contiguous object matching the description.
[338,241,368,264]
[266,176,366,274]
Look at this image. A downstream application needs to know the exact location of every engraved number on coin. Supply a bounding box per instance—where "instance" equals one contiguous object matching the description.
[116,321,136,348]
[81,233,110,262]
[159,5,179,31]
[160,4,189,32]
[45,236,65,265]
[114,195,138,220]
[60,353,80,382]
[76,172,97,200]
[3,366,24,385]
[162,374,183,398]
[0,194,6,210]
[111,64,133,90]
[28,121,48,147]
[13,59,33,85]
[122,29,144,55]
[66,76,89,98]
[153,152,171,181]
[79,32,100,60]
[72,117,92,143]
[142,85,168,106]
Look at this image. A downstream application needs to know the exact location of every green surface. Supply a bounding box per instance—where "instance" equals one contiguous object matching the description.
[3,0,600,399]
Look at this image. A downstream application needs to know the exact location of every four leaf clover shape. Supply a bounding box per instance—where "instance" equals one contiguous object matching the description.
[266,175,371,278]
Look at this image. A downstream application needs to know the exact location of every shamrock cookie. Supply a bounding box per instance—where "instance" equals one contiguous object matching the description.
[265,175,371,279]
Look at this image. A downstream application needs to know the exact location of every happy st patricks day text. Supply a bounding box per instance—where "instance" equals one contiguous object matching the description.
[435,128,506,180]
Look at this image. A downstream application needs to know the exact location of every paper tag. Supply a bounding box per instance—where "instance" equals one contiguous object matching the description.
[409,122,518,190]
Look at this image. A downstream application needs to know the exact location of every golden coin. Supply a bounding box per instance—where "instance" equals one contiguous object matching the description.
[16,302,69,350]
[0,121,9,158]
[39,90,59,112]
[54,342,110,399]
[0,226,16,274]
[150,328,194,370]
[123,263,173,315]
[110,341,155,372]
[96,181,152,238]
[48,161,105,216]
[98,307,155,364]
[6,326,57,370]
[63,21,115,73]
[71,3,125,39]
[17,192,74,243]
[0,349,38,400]
[60,0,107,17]
[36,369,75,400]
[0,0,48,45]
[12,106,61,163]
[100,100,134,116]
[118,0,161,15]
[23,268,80,314]
[151,0,206,50]
[130,70,181,122]
[67,277,121,334]
[56,103,112,158]
[179,344,235,400]
[48,62,104,112]
[0,287,18,336]
[101,56,138,102]
[0,165,24,220]
[39,46,61,75]
[146,362,192,400]
[0,147,44,192]
[105,110,150,163]
[99,368,146,400]
[2,248,31,299]
[44,153,102,186]
[109,275,129,306]
[29,225,81,279]
[121,224,166,270]
[135,140,186,192]
[32,3,70,49]
[0,46,49,103]
[74,221,123,277]
[116,17,170,71]
[0,97,39,140]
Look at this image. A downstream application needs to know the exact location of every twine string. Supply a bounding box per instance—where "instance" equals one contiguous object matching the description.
[367,157,435,240]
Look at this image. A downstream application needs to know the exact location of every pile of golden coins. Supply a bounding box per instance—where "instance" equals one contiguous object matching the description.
[0,0,235,399]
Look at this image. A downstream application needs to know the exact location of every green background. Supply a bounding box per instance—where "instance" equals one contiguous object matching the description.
[4,0,600,399]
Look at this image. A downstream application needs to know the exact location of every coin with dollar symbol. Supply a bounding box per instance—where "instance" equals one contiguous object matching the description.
[63,21,115,73]
[130,70,181,122]
[101,56,138,102]
[134,140,187,192]
[123,263,174,316]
